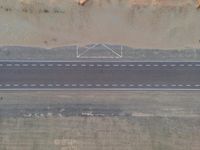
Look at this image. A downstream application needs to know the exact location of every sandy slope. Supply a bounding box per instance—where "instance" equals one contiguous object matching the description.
[0,0,200,49]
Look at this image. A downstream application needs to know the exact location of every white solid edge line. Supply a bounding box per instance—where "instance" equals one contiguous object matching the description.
[0,88,199,91]
[0,60,200,63]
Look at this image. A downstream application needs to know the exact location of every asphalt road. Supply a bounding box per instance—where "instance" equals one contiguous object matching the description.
[0,61,200,90]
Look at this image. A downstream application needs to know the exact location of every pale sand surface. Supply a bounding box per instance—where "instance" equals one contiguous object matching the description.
[0,0,200,49]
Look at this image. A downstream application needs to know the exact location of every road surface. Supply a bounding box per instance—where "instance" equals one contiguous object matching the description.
[0,61,200,90]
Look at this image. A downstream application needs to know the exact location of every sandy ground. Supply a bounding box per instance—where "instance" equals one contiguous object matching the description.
[0,0,200,49]
[0,91,200,149]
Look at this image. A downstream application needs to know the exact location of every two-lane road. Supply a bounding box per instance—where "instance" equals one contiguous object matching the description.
[0,61,200,90]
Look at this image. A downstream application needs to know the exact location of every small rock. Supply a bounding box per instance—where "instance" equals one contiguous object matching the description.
[78,0,89,6]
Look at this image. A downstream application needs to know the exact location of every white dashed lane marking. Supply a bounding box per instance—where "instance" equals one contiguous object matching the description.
[162,64,167,67]
[65,64,70,67]
[22,64,28,67]
[104,84,109,87]
[6,64,13,67]
[40,64,45,67]
[72,64,77,67]
[129,64,134,67]
[39,84,45,87]
[170,64,176,67]
[14,64,20,67]
[104,64,110,67]
[30,84,36,87]
[87,84,92,87]
[57,64,63,67]
[121,64,127,67]
[97,64,103,67]
[79,84,84,87]
[31,64,37,67]
[0,63,200,68]
[48,64,53,67]
[145,64,151,67]
[0,83,199,88]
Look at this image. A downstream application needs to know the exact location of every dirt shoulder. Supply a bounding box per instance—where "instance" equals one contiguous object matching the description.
[0,0,200,49]
[0,91,200,149]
